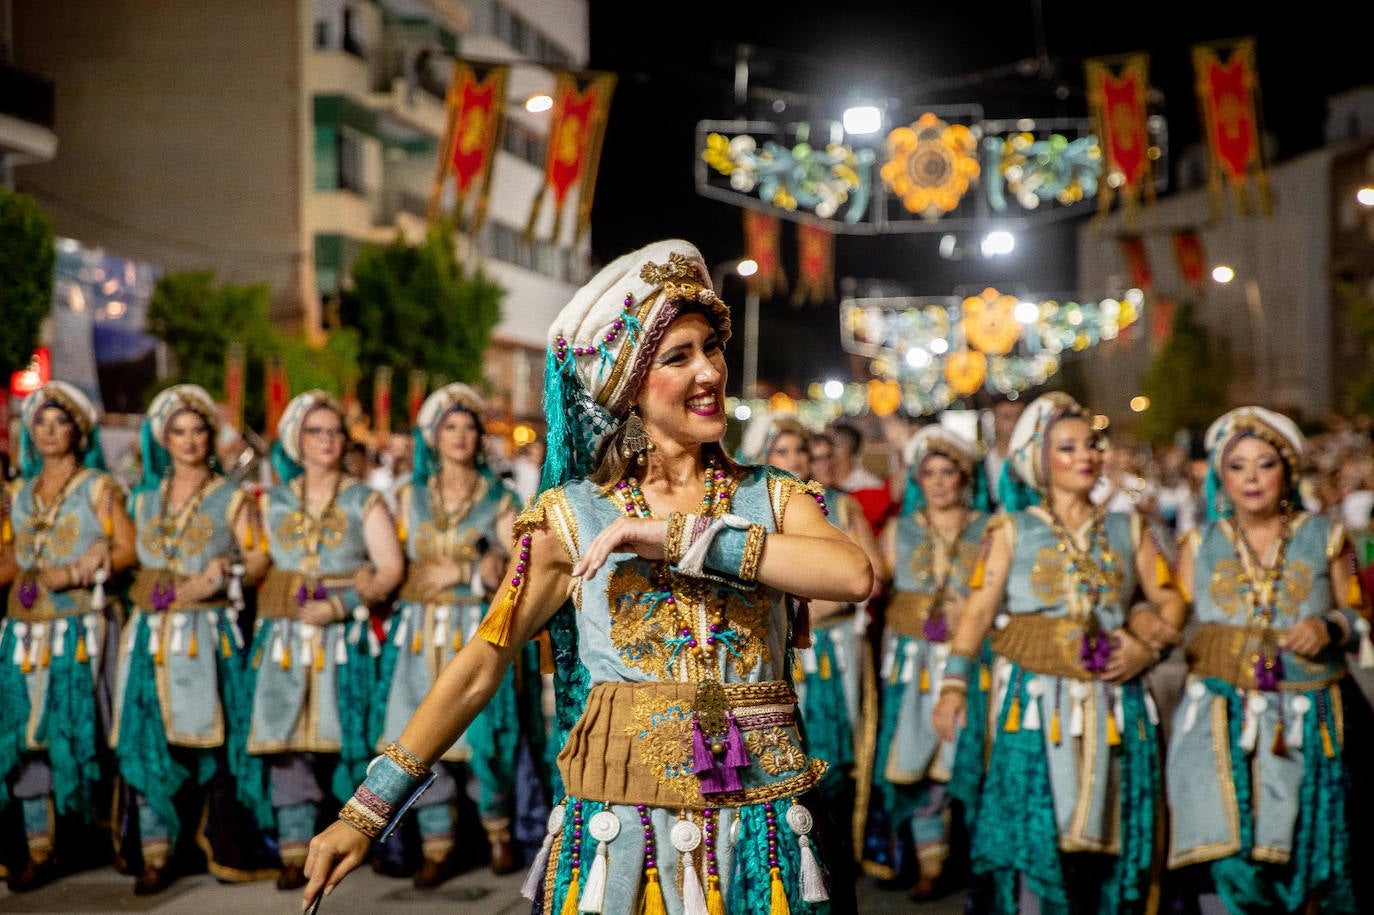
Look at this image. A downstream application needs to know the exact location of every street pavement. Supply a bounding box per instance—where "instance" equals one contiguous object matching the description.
[0,863,967,914]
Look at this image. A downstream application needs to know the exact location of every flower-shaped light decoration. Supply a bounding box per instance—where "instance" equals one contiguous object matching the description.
[944,348,988,395]
[984,132,1102,213]
[880,113,981,220]
[701,132,874,223]
[961,287,1022,355]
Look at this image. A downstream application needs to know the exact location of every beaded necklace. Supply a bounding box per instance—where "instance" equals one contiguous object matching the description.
[1044,504,1118,671]
[429,465,480,534]
[16,468,84,609]
[285,473,343,589]
[916,507,971,642]
[1231,512,1293,690]
[147,470,217,610]
[613,456,736,682]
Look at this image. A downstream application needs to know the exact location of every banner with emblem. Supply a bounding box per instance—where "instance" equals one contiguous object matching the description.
[407,369,428,425]
[373,365,393,441]
[742,209,787,299]
[1150,298,1176,345]
[1084,53,1154,222]
[224,341,245,432]
[1171,230,1207,290]
[429,61,509,234]
[525,69,617,244]
[792,223,834,306]
[1117,235,1153,291]
[264,352,289,440]
[1192,37,1271,217]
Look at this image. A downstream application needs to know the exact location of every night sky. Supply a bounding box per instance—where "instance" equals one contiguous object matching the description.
[585,1,1374,397]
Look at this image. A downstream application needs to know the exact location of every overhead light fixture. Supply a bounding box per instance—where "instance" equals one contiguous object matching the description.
[736,258,759,278]
[980,230,1015,257]
[842,105,883,136]
[1212,265,1235,284]
[1357,186,1374,207]
[525,94,553,113]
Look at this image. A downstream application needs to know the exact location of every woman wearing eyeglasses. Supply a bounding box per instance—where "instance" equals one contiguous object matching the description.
[0,382,137,892]
[245,390,404,891]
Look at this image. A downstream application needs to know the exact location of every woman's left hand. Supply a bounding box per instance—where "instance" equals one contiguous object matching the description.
[1280,617,1332,659]
[72,541,111,586]
[1102,628,1157,684]
[571,517,667,579]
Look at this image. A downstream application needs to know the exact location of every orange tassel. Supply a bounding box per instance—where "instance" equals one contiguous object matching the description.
[187,628,198,659]
[41,642,51,668]
[476,586,519,649]
[1004,695,1021,733]
[280,643,291,670]
[560,867,580,915]
[1,517,11,544]
[1347,574,1363,609]
[21,654,32,675]
[919,666,931,692]
[76,637,88,665]
[1320,721,1336,758]
[451,627,463,652]
[1106,712,1122,747]
[1049,707,1062,744]
[818,653,831,680]
[314,638,325,670]
[969,558,986,590]
[979,664,991,691]
[397,520,408,546]
[220,631,232,659]
[411,626,423,654]
[1271,720,1287,756]
[537,630,555,674]
[241,523,255,552]
[1156,552,1172,588]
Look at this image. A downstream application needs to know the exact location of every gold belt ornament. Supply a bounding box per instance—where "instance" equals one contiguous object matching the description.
[990,614,1100,680]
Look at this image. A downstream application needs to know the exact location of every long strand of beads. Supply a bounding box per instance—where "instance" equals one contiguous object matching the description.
[764,802,787,910]
[561,799,585,915]
[638,803,668,913]
[703,809,724,915]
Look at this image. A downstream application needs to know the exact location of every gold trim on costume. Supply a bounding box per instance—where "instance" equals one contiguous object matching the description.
[989,614,1099,680]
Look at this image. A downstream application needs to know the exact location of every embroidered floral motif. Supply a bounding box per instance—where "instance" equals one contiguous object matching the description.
[1210,556,1313,621]
[744,727,807,775]
[627,689,699,803]
[1029,544,1124,609]
[411,524,482,566]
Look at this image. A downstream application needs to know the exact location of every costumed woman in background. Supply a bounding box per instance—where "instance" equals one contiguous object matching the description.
[0,381,136,892]
[1161,406,1368,914]
[932,391,1183,915]
[302,239,874,914]
[246,390,404,890]
[378,382,546,886]
[111,384,273,894]
[865,424,992,901]
[743,412,882,872]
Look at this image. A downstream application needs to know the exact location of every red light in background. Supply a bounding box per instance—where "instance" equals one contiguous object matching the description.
[10,346,51,397]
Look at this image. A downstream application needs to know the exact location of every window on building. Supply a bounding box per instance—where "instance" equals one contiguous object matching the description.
[314,126,340,190]
[343,4,366,58]
[338,127,365,194]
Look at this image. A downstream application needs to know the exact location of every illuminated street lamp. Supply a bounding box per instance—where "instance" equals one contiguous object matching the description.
[712,258,760,399]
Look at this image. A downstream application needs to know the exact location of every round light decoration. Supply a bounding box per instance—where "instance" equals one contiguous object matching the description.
[880,113,981,219]
[961,287,1022,355]
[944,348,987,395]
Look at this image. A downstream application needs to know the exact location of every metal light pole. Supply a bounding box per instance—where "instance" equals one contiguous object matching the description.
[711,258,761,400]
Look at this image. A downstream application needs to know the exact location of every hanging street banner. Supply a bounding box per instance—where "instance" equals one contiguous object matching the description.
[1117,235,1153,291]
[1084,53,1155,223]
[1192,37,1272,217]
[525,69,616,244]
[429,61,509,234]
[224,341,245,432]
[793,223,835,306]
[264,353,289,440]
[741,209,787,299]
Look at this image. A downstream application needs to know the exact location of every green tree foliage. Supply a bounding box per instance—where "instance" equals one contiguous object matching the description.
[1338,277,1374,416]
[0,190,55,377]
[145,271,359,431]
[1138,299,1232,446]
[340,223,504,428]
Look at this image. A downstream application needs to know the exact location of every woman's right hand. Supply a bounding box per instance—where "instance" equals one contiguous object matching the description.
[932,690,967,743]
[571,517,667,579]
[302,820,371,909]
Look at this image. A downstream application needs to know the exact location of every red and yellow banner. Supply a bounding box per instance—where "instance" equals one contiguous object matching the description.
[742,210,786,299]
[1151,298,1176,343]
[407,369,428,425]
[224,341,245,432]
[792,224,834,306]
[430,61,509,234]
[526,69,616,243]
[264,353,289,440]
[1085,53,1154,222]
[373,365,393,441]
[1117,235,1152,291]
[1171,230,1207,289]
[1192,37,1271,216]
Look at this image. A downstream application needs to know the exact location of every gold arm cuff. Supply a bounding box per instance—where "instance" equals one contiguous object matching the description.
[664,511,688,566]
[738,524,766,582]
[383,741,430,779]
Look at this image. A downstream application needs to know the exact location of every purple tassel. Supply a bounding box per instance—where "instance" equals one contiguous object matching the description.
[152,581,175,612]
[313,584,328,600]
[923,617,948,643]
[693,718,726,794]
[1255,654,1283,691]
[719,714,747,792]
[18,579,38,610]
[295,584,309,607]
[1080,632,1112,673]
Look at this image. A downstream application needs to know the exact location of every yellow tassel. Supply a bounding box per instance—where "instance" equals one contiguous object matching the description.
[154,644,163,666]
[1320,721,1336,758]
[280,644,291,670]
[1156,552,1172,588]
[793,662,804,683]
[241,524,255,552]
[1106,712,1121,747]
[21,655,32,675]
[187,628,198,659]
[221,631,232,659]
[76,637,88,665]
[641,867,668,915]
[1,517,11,544]
[1347,574,1363,609]
[1004,695,1021,733]
[314,639,325,671]
[1049,707,1062,744]
[767,865,790,915]
[919,667,931,692]
[537,630,554,674]
[102,515,114,539]
[560,867,580,915]
[397,521,407,545]
[1271,720,1287,757]
[706,874,726,915]
[819,653,831,680]
[969,558,986,590]
[476,586,519,649]
[412,627,423,654]
[452,627,463,652]
[979,664,991,691]
[42,643,51,668]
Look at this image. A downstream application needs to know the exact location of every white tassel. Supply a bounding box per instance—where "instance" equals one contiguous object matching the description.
[899,641,919,684]
[1182,679,1206,734]
[12,621,28,665]
[1289,695,1310,749]
[90,569,107,611]
[1357,618,1374,669]
[799,646,818,675]
[785,805,828,903]
[148,626,161,660]
[334,631,348,666]
[833,640,849,673]
[52,620,67,658]
[1241,693,1266,753]
[270,628,285,665]
[433,606,450,653]
[1145,691,1160,726]
[367,625,381,657]
[520,805,565,901]
[170,614,187,655]
[228,563,245,610]
[1069,681,1089,737]
[84,615,100,659]
[682,850,708,915]
[1022,677,1042,731]
[392,617,408,647]
[579,811,619,914]
[226,609,244,649]
[1112,685,1125,736]
[879,635,897,680]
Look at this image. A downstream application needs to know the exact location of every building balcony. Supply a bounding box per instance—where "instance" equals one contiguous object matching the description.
[0,62,58,165]
[306,50,373,101]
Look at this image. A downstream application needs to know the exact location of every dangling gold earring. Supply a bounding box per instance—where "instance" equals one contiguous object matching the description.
[621,407,655,465]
